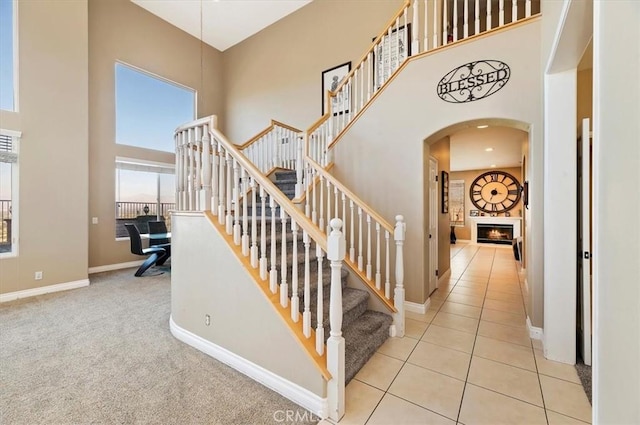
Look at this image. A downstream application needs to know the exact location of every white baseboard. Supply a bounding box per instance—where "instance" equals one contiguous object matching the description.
[170,315,328,419]
[0,279,90,303]
[88,260,144,274]
[455,239,471,243]
[405,298,431,314]
[526,316,543,340]
[438,269,451,286]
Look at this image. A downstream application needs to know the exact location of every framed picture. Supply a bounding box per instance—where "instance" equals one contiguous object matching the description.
[322,62,351,116]
[470,210,479,217]
[373,24,411,91]
[441,170,449,214]
[449,179,465,226]
[522,181,529,209]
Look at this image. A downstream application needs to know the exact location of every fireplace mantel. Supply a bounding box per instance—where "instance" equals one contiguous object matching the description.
[469,216,522,244]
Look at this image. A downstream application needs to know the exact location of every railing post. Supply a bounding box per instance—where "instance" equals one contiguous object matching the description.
[295,134,304,198]
[327,218,345,422]
[201,125,212,211]
[391,215,406,338]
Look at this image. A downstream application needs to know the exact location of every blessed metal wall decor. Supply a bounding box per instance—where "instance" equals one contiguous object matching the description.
[437,60,510,103]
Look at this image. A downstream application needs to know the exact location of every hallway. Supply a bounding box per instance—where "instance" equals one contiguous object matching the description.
[327,242,592,424]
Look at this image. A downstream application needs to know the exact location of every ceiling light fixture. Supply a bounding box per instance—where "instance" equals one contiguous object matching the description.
[477,125,489,129]
[490,164,497,168]
[485,147,494,152]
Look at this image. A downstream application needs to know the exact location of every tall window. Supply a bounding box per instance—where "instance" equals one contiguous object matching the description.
[0,0,16,111]
[0,130,19,256]
[115,159,175,238]
[115,63,195,153]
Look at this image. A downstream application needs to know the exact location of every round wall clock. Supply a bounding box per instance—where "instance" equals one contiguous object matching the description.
[470,171,521,213]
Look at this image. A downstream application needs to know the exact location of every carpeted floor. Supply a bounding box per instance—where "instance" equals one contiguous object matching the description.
[575,360,592,404]
[0,266,319,425]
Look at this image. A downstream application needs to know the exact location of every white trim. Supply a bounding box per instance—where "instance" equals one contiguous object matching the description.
[0,279,90,303]
[438,269,451,286]
[405,298,431,314]
[0,129,21,138]
[526,316,543,340]
[455,239,471,243]
[88,260,144,274]
[170,316,328,419]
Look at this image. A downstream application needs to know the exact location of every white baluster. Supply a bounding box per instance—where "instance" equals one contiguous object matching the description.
[327,218,345,422]
[295,136,304,198]
[291,220,299,322]
[433,0,438,49]
[512,0,517,23]
[316,244,325,355]
[218,144,225,223]
[225,152,233,234]
[334,186,339,225]
[188,129,194,210]
[270,195,278,294]
[259,186,268,280]
[443,0,448,45]
[375,223,381,290]
[233,159,241,244]
[412,0,420,53]
[357,207,363,270]
[305,162,311,218]
[385,230,391,299]
[367,51,372,100]
[526,0,531,17]
[194,126,202,211]
[359,66,364,110]
[487,0,492,31]
[499,0,504,26]
[241,169,249,256]
[303,230,311,338]
[349,200,355,262]
[453,0,458,41]
[392,215,406,338]
[175,135,180,210]
[280,210,288,308]
[475,0,480,34]
[250,178,258,268]
[202,126,211,211]
[319,175,325,232]
[211,135,219,216]
[326,179,332,234]
[422,0,427,51]
[366,215,372,280]
[311,167,317,225]
[464,0,469,38]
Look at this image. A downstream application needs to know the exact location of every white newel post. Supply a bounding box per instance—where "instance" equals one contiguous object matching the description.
[327,218,346,422]
[295,135,304,199]
[201,125,212,211]
[391,215,406,338]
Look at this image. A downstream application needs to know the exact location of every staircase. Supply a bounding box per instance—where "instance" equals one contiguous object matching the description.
[267,170,393,383]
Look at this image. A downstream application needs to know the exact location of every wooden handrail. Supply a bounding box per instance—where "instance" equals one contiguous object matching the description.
[305,156,394,234]
[210,127,328,251]
[238,120,302,150]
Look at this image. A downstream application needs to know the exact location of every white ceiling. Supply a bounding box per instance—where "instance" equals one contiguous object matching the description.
[450,126,526,171]
[131,0,312,52]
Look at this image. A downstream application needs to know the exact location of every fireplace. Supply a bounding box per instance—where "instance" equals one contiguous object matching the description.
[477,223,514,245]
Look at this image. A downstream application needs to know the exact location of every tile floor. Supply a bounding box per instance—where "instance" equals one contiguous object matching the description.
[322,242,592,425]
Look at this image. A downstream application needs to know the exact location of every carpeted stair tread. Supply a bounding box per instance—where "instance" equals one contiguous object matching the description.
[343,311,393,384]
[308,288,370,338]
[274,171,297,181]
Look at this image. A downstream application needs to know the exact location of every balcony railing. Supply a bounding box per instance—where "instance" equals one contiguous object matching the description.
[115,201,175,238]
[1,199,11,253]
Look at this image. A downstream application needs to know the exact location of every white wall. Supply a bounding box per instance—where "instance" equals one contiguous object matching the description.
[593,1,640,423]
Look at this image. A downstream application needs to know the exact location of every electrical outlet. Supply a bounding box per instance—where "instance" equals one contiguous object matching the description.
[35,271,43,280]
[205,314,211,326]
[92,217,99,224]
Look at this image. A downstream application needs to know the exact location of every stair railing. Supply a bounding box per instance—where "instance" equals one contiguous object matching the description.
[175,116,346,421]
[308,0,538,166]
[301,153,406,337]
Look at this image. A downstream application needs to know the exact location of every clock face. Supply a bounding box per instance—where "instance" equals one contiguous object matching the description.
[470,171,521,213]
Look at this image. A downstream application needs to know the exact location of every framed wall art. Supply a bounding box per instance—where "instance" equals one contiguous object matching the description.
[373,24,411,91]
[321,62,351,116]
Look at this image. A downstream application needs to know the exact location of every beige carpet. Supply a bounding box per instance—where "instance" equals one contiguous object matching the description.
[0,267,319,425]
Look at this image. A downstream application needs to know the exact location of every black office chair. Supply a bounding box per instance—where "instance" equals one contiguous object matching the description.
[125,224,166,277]
[147,220,171,265]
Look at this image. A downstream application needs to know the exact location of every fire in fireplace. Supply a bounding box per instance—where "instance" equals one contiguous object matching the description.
[477,223,514,245]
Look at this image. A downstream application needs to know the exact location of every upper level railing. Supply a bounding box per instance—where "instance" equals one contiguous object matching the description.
[308,0,539,166]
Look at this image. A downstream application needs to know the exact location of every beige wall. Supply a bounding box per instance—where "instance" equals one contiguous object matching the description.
[332,20,542,305]
[0,0,89,294]
[88,0,225,268]
[222,0,404,143]
[429,137,451,291]
[577,68,592,127]
[449,167,523,241]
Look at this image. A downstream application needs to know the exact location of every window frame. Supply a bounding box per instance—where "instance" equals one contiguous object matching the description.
[0,128,20,258]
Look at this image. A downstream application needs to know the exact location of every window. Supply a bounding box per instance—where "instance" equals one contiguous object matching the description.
[115,63,195,153]
[0,0,16,111]
[115,159,175,238]
[0,130,20,256]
